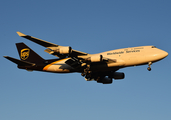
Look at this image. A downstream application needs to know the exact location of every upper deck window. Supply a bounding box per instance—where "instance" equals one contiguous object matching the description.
[152,46,156,48]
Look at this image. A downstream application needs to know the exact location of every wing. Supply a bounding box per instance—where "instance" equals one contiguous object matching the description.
[16,31,88,58]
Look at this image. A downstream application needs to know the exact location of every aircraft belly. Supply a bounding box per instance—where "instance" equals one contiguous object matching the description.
[90,65,119,72]
[44,64,73,73]
[43,58,74,73]
[90,61,125,72]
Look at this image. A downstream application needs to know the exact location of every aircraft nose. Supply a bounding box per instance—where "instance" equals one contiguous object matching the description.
[163,51,168,58]
[153,49,168,61]
[160,50,168,59]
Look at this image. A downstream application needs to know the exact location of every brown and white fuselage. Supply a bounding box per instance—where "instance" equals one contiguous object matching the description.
[4,32,168,84]
[42,46,168,73]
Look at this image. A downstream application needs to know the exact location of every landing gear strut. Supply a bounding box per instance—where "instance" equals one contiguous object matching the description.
[147,62,152,71]
[81,64,92,80]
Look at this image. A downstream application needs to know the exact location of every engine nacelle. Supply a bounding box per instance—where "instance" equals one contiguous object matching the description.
[54,46,72,54]
[97,77,113,84]
[112,72,125,80]
[87,55,103,62]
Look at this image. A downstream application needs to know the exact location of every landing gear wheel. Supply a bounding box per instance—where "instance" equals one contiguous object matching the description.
[147,67,151,71]
[82,64,91,77]
[85,74,93,81]
[147,62,152,71]
[81,73,86,77]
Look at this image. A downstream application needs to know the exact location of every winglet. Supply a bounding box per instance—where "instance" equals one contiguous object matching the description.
[16,31,26,37]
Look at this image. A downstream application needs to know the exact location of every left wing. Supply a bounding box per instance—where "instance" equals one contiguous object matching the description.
[16,32,118,64]
[17,31,88,58]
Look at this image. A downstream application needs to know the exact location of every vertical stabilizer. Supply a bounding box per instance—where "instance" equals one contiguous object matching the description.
[16,42,44,63]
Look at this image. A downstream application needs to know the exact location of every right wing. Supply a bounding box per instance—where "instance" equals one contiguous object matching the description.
[16,31,88,58]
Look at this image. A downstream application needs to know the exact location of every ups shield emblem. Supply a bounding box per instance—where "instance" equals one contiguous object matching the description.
[21,48,30,60]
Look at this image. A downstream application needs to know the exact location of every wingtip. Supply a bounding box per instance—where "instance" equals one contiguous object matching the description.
[16,31,26,37]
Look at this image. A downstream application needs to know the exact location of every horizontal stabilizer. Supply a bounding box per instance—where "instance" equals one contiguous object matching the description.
[3,56,35,66]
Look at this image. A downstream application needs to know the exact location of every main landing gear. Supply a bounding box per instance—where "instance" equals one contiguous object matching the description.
[147,62,152,71]
[81,64,92,80]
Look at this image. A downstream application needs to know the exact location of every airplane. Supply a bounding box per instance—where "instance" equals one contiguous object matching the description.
[4,32,168,84]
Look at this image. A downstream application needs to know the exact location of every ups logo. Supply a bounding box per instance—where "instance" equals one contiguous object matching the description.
[21,48,30,60]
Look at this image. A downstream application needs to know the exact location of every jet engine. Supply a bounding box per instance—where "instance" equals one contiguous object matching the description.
[112,72,125,80]
[97,77,113,84]
[54,46,72,54]
[87,55,103,62]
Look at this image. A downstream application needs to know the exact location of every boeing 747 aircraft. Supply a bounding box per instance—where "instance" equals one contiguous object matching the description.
[4,32,168,84]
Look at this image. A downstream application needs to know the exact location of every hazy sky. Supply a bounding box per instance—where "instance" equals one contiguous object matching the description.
[1,0,171,120]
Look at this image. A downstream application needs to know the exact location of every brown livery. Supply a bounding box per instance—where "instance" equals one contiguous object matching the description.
[4,32,168,84]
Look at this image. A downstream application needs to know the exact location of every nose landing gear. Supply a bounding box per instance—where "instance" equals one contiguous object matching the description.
[147,62,152,71]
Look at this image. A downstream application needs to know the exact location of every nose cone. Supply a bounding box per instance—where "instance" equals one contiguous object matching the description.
[147,48,168,63]
[160,50,168,58]
[153,49,168,61]
[162,50,168,58]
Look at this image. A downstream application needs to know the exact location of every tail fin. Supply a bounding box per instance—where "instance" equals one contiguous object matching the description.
[16,42,44,63]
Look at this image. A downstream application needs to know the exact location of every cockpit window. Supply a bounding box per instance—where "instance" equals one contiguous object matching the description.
[152,46,156,48]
